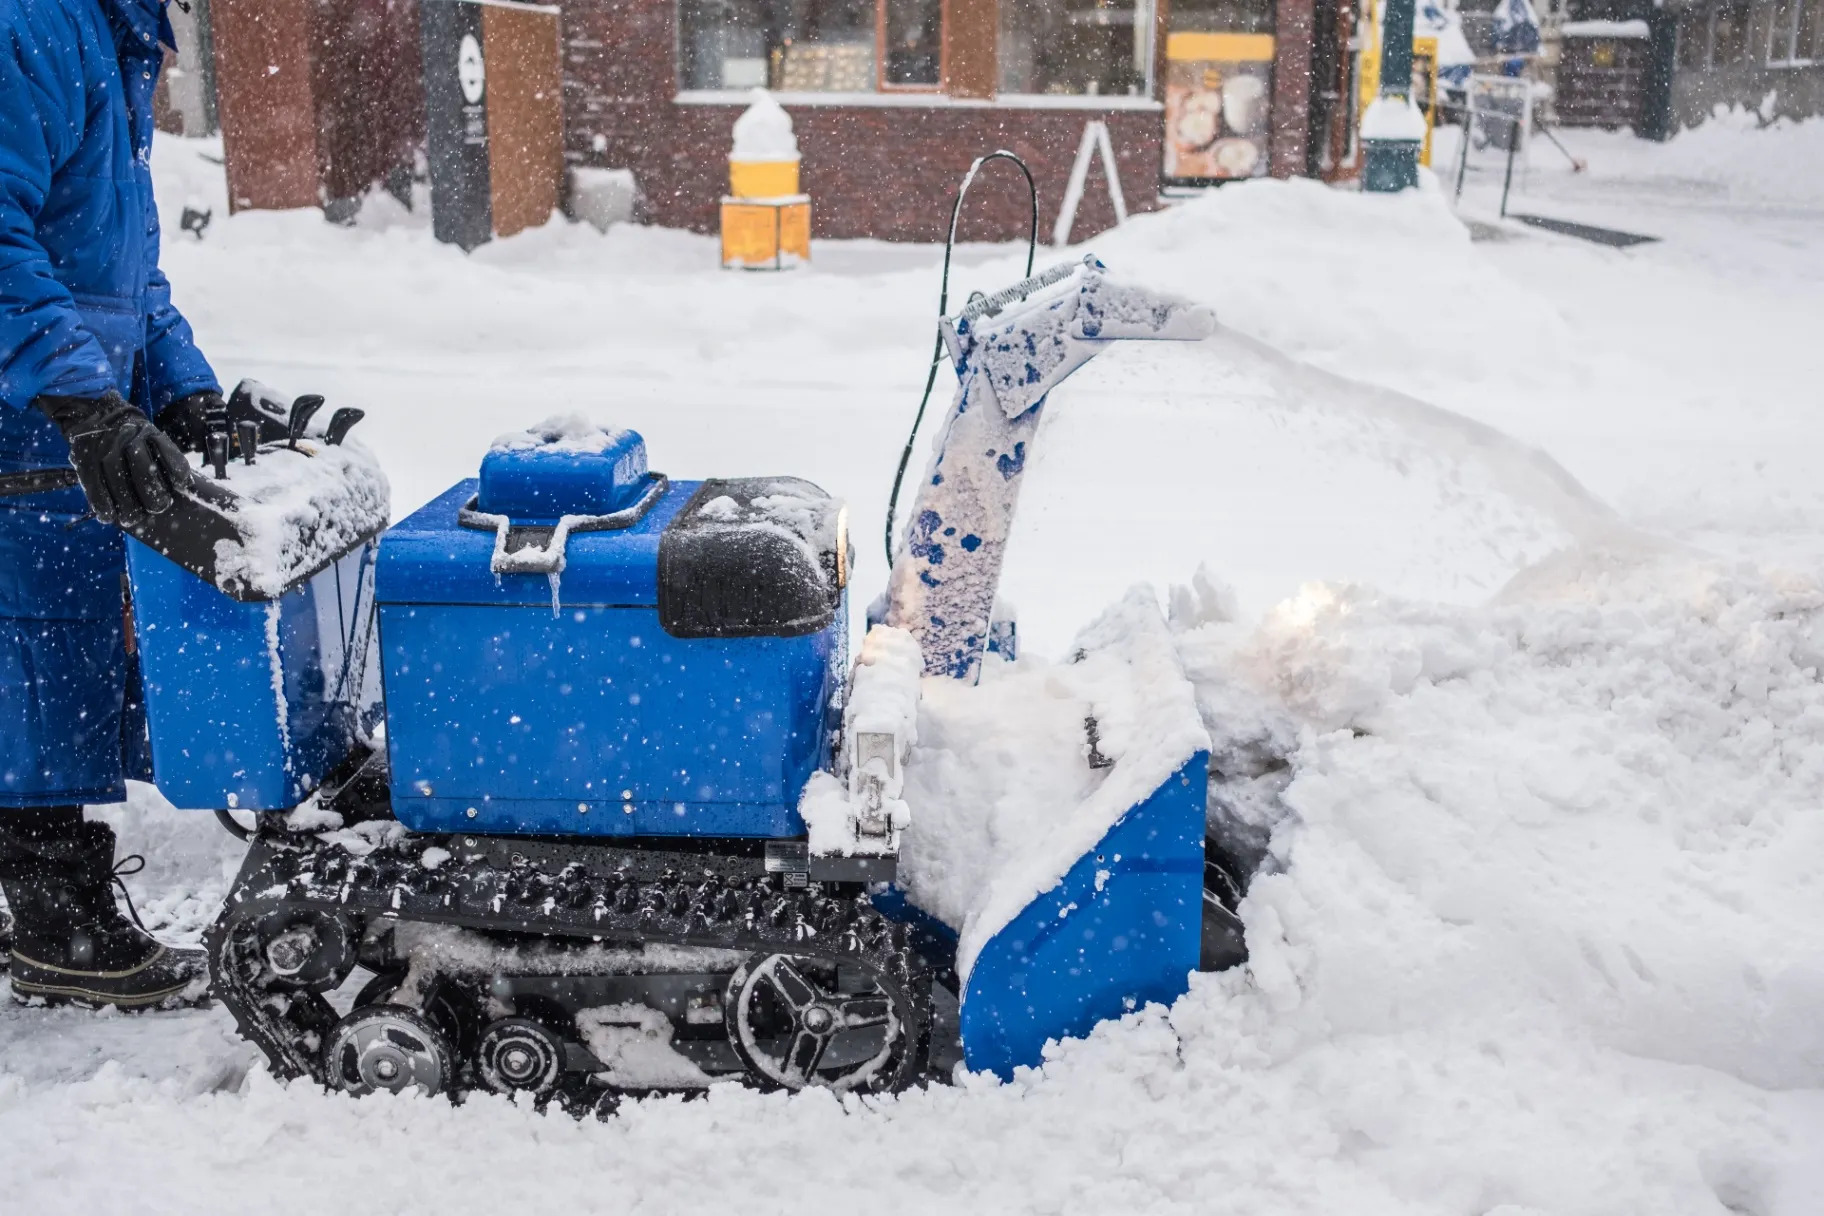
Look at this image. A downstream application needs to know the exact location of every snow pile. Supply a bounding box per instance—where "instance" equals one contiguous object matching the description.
[1561,17,1649,36]
[801,625,922,856]
[1360,98,1429,142]
[576,1006,714,1089]
[201,439,390,599]
[899,586,1209,980]
[1658,110,1824,205]
[730,90,799,163]
[490,413,636,455]
[1178,552,1824,1100]
[685,476,842,573]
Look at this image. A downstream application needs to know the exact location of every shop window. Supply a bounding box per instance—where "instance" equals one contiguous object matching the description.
[1677,10,1706,67]
[1711,0,1750,63]
[1768,0,1821,62]
[1159,0,1274,182]
[883,0,943,85]
[999,0,1157,96]
[677,0,941,92]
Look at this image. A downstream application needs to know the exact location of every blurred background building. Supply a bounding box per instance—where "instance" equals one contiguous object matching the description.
[161,0,1823,241]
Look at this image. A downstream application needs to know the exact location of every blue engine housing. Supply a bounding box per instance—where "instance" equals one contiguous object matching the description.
[375,432,849,840]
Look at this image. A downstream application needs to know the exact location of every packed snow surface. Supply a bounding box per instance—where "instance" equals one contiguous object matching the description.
[2,121,1822,1214]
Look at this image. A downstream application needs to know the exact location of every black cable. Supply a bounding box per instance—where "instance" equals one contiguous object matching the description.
[883,151,1038,569]
[214,809,255,842]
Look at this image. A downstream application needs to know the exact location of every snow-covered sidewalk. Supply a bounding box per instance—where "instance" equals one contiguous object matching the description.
[3,119,1822,1215]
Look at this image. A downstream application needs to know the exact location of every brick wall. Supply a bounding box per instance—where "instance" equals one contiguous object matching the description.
[558,0,1164,243]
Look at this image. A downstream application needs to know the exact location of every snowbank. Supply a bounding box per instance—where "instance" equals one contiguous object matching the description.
[1179,552,1824,1095]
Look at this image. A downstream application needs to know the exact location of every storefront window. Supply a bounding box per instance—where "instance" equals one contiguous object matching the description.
[883,0,943,85]
[1711,1,1749,64]
[678,0,941,92]
[998,0,1154,95]
[1677,11,1705,68]
[1768,0,1821,63]
[1168,0,1273,35]
[1159,0,1274,182]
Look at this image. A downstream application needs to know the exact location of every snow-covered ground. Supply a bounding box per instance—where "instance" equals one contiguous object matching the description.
[3,117,1823,1213]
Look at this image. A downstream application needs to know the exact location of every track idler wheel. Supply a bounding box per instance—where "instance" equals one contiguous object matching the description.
[475,1017,566,1098]
[725,952,919,1094]
[255,909,357,991]
[323,1006,456,1097]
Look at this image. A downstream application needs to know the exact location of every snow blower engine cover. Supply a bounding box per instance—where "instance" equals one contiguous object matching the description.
[375,418,850,839]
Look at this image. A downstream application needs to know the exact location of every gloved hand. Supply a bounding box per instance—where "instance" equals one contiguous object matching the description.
[154,389,227,453]
[34,391,196,526]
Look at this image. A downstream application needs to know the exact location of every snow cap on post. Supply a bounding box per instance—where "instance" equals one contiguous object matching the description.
[730,89,800,163]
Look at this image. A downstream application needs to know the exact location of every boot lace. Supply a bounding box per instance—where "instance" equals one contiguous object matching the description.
[111,854,149,933]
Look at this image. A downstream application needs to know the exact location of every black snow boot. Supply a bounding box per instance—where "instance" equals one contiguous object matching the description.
[0,810,208,1009]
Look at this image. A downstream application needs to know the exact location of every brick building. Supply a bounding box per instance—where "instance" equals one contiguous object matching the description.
[558,0,1331,242]
[202,0,1351,242]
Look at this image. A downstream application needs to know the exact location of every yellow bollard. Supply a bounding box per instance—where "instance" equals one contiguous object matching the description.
[720,91,810,270]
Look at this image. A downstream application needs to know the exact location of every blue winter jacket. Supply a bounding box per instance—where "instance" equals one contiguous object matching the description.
[0,0,210,807]
[0,0,217,469]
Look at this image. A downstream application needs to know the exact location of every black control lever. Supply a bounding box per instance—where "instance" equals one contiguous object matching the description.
[287,395,325,449]
[323,407,365,446]
[206,430,230,480]
[236,420,259,466]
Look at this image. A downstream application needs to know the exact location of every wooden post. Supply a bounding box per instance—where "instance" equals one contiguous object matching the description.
[1270,0,1316,177]
[211,0,320,211]
[944,0,998,100]
[483,1,565,238]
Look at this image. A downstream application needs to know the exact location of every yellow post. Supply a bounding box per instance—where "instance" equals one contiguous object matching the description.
[720,91,810,271]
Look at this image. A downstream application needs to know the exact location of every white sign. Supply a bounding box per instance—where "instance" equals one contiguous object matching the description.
[458,33,486,105]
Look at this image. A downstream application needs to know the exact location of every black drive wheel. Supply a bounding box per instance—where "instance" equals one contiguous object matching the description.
[475,1017,566,1098]
[323,1006,456,1097]
[725,953,917,1093]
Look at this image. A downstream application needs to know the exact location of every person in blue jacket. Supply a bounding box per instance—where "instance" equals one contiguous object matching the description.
[0,0,239,1007]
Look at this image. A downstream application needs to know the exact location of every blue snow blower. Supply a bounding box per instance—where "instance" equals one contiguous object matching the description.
[135,195,1228,1103]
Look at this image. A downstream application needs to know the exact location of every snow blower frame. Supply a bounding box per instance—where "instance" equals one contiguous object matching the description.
[124,156,1245,1107]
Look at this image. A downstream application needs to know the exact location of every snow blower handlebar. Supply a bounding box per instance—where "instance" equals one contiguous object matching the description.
[123,380,389,603]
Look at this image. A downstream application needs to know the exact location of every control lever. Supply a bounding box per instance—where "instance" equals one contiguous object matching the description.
[206,431,230,480]
[236,420,259,466]
[323,408,365,446]
[286,395,325,449]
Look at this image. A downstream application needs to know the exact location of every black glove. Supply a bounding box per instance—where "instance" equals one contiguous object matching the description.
[34,391,195,526]
[155,389,228,453]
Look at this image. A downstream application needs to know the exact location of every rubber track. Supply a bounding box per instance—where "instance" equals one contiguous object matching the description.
[206,833,931,1094]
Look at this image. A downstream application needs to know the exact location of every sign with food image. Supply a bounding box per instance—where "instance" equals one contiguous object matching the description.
[1163,32,1276,182]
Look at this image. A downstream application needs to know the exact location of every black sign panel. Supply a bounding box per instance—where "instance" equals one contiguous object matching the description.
[421,0,492,250]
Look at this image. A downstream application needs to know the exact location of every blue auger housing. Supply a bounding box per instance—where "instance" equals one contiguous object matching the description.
[374,429,850,838]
